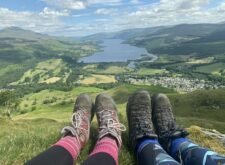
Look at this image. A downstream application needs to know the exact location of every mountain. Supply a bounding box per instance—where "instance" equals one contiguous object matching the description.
[0,27,52,41]
[82,23,225,56]
[0,27,97,87]
[82,26,165,41]
[125,23,225,56]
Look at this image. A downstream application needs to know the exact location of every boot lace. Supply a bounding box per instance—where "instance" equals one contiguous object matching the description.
[98,109,126,142]
[61,108,89,147]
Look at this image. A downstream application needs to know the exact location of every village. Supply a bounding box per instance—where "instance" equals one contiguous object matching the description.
[124,76,225,92]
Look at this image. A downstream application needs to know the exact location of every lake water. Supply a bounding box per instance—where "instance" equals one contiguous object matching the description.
[78,39,157,64]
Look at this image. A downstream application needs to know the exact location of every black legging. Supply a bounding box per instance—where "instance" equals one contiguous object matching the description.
[25,146,116,165]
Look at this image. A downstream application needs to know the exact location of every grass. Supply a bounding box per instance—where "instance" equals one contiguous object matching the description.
[83,64,132,74]
[11,59,69,85]
[136,68,168,75]
[96,66,132,74]
[0,64,23,77]
[187,126,225,155]
[78,74,117,85]
[169,89,225,133]
[0,118,66,165]
[195,62,225,76]
[42,77,61,84]
[14,86,103,121]
[1,85,225,165]
[186,57,214,64]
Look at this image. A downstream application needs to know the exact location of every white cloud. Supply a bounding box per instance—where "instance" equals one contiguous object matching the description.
[1,0,225,36]
[116,0,224,30]
[0,7,68,34]
[40,7,69,17]
[216,2,225,12]
[159,0,210,10]
[41,0,86,10]
[42,0,123,10]
[88,0,121,4]
[95,8,118,15]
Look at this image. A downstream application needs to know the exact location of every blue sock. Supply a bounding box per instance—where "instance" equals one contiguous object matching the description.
[135,138,159,156]
[170,138,190,159]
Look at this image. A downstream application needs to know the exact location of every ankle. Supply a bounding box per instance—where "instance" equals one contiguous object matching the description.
[170,137,190,158]
[136,138,159,154]
[90,136,119,165]
[101,135,120,148]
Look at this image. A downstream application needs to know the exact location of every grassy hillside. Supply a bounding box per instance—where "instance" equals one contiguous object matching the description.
[1,24,225,165]
[0,27,98,87]
[1,85,225,165]
[125,23,225,56]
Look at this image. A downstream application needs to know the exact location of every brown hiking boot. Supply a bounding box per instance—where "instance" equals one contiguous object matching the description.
[152,93,189,152]
[126,90,157,150]
[61,93,94,148]
[95,93,126,147]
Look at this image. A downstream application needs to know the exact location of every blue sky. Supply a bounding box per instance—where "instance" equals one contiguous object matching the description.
[0,0,225,36]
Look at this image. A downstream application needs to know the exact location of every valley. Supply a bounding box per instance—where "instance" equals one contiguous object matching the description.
[0,23,225,165]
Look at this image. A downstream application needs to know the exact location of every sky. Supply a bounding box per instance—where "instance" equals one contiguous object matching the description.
[0,0,225,36]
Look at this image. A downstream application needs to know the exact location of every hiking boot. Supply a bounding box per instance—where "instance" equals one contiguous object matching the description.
[126,90,157,150]
[61,93,94,148]
[95,93,126,147]
[152,93,189,152]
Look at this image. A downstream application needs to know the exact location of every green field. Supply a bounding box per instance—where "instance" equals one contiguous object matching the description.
[195,63,225,76]
[137,68,168,75]
[1,85,225,165]
[10,59,70,85]
[83,64,132,74]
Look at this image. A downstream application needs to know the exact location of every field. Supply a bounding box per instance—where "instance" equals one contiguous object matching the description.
[10,59,70,85]
[195,63,225,76]
[137,68,168,75]
[186,57,214,64]
[1,85,225,165]
[78,74,117,85]
[83,64,132,74]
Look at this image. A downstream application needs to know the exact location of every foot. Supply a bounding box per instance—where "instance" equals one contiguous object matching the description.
[61,93,94,149]
[152,93,189,152]
[126,90,157,150]
[95,93,126,147]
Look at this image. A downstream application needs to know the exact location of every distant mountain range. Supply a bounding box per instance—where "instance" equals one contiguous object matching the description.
[1,22,225,62]
[83,23,225,57]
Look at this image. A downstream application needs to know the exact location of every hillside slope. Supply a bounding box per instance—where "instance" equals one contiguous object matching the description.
[0,27,97,87]
[129,23,225,56]
[0,85,225,165]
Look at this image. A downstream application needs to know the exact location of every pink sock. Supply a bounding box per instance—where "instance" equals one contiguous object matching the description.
[54,136,81,160]
[90,136,119,165]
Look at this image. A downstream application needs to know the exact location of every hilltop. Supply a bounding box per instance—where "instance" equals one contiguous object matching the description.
[0,84,225,165]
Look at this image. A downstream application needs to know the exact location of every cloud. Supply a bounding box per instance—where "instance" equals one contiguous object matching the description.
[0,7,68,34]
[42,0,123,10]
[88,0,121,4]
[40,7,69,17]
[42,0,86,10]
[158,0,210,11]
[118,0,224,29]
[95,8,118,16]
[1,0,225,36]
[216,2,225,12]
